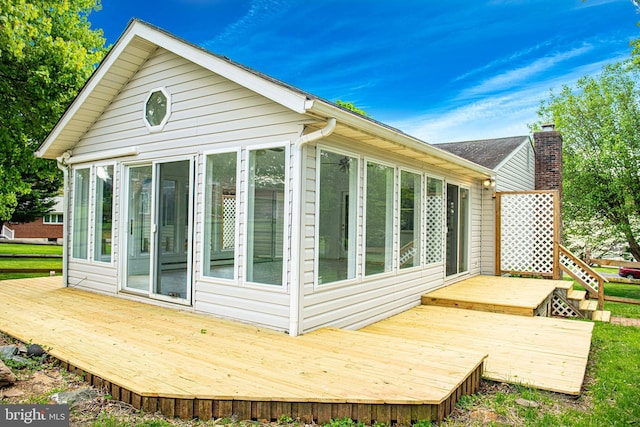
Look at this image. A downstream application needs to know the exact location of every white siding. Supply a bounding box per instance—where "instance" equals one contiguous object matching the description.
[299,137,483,333]
[495,141,535,192]
[66,48,309,331]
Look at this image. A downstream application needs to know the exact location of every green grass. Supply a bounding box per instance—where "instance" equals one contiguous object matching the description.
[0,242,62,280]
[0,243,62,255]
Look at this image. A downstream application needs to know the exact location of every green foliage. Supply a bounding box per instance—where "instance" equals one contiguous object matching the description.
[323,417,366,427]
[0,0,108,220]
[336,100,370,117]
[536,62,640,261]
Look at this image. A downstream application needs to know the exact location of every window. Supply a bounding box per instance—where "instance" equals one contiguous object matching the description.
[365,161,394,276]
[399,171,421,269]
[204,152,238,279]
[144,88,171,131]
[94,165,113,263]
[317,150,358,285]
[72,168,90,259]
[247,147,286,286]
[425,177,443,264]
[44,213,63,224]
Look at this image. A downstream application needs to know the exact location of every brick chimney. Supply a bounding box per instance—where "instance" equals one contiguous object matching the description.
[534,123,563,200]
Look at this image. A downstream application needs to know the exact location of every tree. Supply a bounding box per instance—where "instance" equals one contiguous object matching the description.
[536,62,640,261]
[336,100,370,117]
[0,0,107,221]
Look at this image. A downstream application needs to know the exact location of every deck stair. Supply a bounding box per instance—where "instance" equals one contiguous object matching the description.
[551,280,610,321]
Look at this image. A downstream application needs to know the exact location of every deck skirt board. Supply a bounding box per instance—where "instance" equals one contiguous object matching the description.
[0,277,484,423]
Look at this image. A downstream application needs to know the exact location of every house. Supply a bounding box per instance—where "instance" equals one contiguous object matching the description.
[436,136,537,274]
[1,196,64,243]
[436,136,535,192]
[37,19,541,336]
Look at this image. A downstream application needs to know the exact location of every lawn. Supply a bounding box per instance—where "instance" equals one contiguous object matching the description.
[0,242,62,280]
[569,266,640,319]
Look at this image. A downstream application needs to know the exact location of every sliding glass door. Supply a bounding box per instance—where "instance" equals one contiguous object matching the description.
[124,159,193,304]
[446,183,469,277]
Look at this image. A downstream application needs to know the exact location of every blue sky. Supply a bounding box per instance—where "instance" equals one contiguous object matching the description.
[90,0,639,143]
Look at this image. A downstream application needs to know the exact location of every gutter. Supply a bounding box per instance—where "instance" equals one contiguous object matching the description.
[288,118,337,337]
[56,152,72,286]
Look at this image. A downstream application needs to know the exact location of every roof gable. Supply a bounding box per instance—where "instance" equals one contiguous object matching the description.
[436,136,531,170]
[36,19,310,159]
[36,20,493,180]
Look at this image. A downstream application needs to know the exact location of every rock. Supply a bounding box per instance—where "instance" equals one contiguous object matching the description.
[50,388,98,406]
[0,387,24,397]
[515,398,540,408]
[469,409,498,423]
[26,344,45,357]
[0,359,17,387]
[0,345,18,360]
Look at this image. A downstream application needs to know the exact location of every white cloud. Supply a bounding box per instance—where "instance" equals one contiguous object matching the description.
[389,53,628,144]
[459,44,593,99]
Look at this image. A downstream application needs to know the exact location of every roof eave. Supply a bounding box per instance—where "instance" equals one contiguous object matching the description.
[306,99,493,178]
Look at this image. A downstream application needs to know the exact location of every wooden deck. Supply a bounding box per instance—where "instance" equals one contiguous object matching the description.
[422,275,561,316]
[0,275,594,423]
[362,305,593,395]
[0,277,484,424]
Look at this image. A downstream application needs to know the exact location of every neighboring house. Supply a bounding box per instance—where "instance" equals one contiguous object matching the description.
[436,136,537,274]
[36,19,535,336]
[1,196,64,243]
[436,136,535,192]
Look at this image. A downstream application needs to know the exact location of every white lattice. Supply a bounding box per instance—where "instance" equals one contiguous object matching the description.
[222,195,235,250]
[425,194,442,263]
[560,252,600,292]
[551,294,580,318]
[500,192,555,274]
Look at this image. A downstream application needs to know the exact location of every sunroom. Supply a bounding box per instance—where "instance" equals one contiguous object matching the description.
[37,20,494,336]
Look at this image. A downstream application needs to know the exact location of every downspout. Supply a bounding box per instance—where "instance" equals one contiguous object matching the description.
[289,117,336,337]
[56,151,72,287]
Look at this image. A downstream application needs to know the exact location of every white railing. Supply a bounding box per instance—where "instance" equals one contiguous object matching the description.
[1,224,14,240]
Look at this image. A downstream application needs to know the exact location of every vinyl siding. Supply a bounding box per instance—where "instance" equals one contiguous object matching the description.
[299,137,483,333]
[66,47,308,331]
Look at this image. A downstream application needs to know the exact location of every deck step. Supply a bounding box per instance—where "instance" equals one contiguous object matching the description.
[568,289,586,301]
[592,310,612,322]
[579,299,598,312]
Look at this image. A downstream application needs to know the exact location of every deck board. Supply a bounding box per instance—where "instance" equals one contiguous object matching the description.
[361,305,593,395]
[422,275,561,315]
[0,277,484,412]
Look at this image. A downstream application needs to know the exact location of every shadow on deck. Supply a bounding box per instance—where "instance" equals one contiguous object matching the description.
[0,275,594,424]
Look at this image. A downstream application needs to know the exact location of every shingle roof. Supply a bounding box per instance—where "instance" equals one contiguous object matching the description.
[435,136,531,170]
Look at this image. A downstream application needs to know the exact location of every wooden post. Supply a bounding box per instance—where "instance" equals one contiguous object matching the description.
[598,277,605,310]
[495,192,502,276]
[552,190,561,280]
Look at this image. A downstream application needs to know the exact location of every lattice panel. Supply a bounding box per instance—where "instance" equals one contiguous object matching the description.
[560,252,600,291]
[222,195,235,250]
[425,194,443,263]
[551,294,580,318]
[500,192,555,274]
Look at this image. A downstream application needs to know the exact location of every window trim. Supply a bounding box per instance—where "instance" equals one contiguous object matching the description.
[243,142,290,291]
[71,167,91,261]
[43,213,64,224]
[363,157,396,278]
[200,148,242,284]
[398,167,424,272]
[93,162,116,264]
[143,87,171,132]
[314,146,361,289]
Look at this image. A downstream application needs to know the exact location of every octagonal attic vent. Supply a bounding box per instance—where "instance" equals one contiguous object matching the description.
[144,87,171,131]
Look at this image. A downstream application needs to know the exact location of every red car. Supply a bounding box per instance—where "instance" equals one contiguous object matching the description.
[619,266,640,279]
